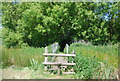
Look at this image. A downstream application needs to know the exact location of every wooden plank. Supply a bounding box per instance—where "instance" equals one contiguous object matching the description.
[62,72,75,74]
[43,53,76,57]
[44,72,75,74]
[44,72,50,74]
[62,63,76,66]
[43,62,61,65]
[43,62,76,66]
[48,68,58,71]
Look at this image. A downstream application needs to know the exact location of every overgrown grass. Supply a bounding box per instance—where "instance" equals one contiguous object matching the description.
[1,42,118,79]
[66,43,118,79]
[74,53,117,79]
[69,43,118,68]
[2,47,44,68]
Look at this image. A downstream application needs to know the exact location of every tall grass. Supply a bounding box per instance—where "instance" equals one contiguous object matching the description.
[1,43,118,79]
[0,43,2,68]
[69,43,118,68]
[2,47,44,68]
[67,43,118,79]
[74,53,117,79]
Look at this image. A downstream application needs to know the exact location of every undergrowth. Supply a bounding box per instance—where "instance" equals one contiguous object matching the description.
[2,47,44,68]
[1,43,118,79]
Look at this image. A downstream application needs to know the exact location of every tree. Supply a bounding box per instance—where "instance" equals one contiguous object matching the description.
[17,2,99,51]
[2,2,119,51]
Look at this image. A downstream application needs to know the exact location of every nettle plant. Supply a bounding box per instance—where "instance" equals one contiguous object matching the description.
[74,54,100,79]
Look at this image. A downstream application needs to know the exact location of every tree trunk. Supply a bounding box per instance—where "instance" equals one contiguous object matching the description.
[58,39,71,52]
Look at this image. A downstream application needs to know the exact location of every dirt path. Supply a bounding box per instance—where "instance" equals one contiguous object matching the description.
[1,67,74,79]
[0,69,2,80]
[2,67,33,79]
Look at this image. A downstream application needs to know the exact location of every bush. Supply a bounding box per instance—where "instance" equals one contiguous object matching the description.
[69,43,118,68]
[74,54,100,79]
[2,28,27,48]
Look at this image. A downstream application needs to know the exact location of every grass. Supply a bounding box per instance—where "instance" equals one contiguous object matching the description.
[1,42,118,79]
[69,43,118,68]
[2,47,44,68]
[31,64,75,79]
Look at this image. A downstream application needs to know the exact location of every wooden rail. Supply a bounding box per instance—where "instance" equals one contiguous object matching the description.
[43,53,76,57]
[43,62,76,66]
[44,72,75,74]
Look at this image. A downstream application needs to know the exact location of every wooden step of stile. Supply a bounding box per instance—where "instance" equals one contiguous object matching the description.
[43,62,76,66]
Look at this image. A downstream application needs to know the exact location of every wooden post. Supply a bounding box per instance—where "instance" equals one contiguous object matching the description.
[45,47,48,53]
[66,44,69,63]
[58,64,61,75]
[71,50,75,72]
[66,44,69,54]
[44,47,48,71]
[44,58,48,71]
[72,50,75,63]
[45,47,48,63]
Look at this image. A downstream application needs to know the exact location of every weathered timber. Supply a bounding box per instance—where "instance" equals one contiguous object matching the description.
[62,63,76,66]
[62,72,75,74]
[45,47,48,53]
[44,56,48,71]
[44,47,48,71]
[43,53,76,57]
[44,72,75,74]
[43,62,76,66]
[43,47,76,75]
[66,44,69,54]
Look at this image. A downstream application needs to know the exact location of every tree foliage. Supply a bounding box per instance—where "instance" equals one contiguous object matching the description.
[2,2,120,51]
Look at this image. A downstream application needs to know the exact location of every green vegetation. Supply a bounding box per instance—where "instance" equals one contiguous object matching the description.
[74,55,99,79]
[2,43,118,79]
[2,2,120,51]
[1,2,119,79]
[69,43,118,68]
[2,47,44,68]
[0,28,2,41]
[74,55,117,79]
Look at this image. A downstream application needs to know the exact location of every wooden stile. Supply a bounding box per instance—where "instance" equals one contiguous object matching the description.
[43,47,76,75]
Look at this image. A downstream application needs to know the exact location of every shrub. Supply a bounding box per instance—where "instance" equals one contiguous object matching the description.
[2,28,27,48]
[74,54,100,79]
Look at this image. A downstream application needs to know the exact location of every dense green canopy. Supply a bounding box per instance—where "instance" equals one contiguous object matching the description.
[2,2,120,51]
